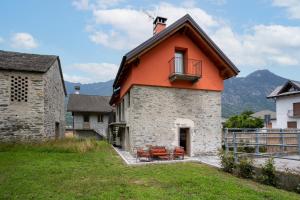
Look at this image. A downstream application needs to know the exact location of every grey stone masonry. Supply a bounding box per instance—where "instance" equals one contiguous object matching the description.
[124,85,222,156]
[0,60,65,142]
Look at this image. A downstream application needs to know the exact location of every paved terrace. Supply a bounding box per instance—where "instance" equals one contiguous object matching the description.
[113,146,300,174]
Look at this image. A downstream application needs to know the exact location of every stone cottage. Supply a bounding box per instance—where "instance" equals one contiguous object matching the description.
[67,87,114,139]
[0,50,66,141]
[109,15,239,156]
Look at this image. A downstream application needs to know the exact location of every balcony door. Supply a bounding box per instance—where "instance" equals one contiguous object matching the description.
[175,51,184,74]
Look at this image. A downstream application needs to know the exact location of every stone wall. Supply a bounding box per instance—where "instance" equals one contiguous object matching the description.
[126,85,222,156]
[43,60,66,139]
[0,70,45,141]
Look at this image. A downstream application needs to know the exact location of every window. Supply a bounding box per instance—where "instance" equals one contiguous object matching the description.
[175,51,184,73]
[287,121,297,128]
[10,76,28,103]
[98,114,103,122]
[293,102,300,116]
[83,115,89,122]
[127,91,130,107]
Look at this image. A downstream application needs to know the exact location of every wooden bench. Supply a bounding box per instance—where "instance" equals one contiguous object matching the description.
[136,148,151,162]
[150,146,169,160]
[173,147,185,160]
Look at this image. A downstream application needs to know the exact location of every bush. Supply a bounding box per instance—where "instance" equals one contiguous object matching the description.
[260,157,277,186]
[237,157,254,179]
[296,183,300,194]
[218,150,235,173]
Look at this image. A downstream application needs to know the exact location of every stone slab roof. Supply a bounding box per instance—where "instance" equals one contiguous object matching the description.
[67,94,113,113]
[0,50,57,72]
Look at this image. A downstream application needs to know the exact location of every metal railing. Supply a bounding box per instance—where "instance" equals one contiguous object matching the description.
[169,57,202,77]
[223,128,300,163]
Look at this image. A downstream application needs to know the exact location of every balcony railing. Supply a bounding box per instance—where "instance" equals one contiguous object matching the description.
[287,110,300,118]
[168,57,202,83]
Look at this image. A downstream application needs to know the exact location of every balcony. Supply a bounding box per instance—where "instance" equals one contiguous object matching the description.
[169,57,202,83]
[287,110,300,118]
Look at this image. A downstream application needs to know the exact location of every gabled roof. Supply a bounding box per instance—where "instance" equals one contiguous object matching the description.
[67,94,113,113]
[267,80,300,98]
[113,14,239,88]
[251,110,276,120]
[0,50,67,95]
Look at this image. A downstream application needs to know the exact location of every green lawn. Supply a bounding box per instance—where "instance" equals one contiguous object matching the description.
[0,140,299,200]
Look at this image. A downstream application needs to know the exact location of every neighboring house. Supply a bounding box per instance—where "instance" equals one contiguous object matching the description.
[109,15,239,156]
[250,110,276,128]
[67,88,114,139]
[0,50,66,141]
[267,80,300,129]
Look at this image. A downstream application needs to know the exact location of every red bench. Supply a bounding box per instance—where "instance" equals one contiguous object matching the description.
[136,148,151,162]
[173,147,185,160]
[150,146,169,160]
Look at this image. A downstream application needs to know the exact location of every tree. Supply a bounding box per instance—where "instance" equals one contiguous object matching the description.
[224,110,264,128]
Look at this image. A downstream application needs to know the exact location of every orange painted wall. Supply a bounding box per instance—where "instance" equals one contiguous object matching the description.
[119,32,224,98]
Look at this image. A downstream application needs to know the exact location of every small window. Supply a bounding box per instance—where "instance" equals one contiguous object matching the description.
[127,92,130,107]
[10,75,28,103]
[83,115,89,122]
[98,114,103,122]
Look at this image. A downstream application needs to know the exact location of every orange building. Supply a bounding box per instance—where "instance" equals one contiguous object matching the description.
[109,14,239,156]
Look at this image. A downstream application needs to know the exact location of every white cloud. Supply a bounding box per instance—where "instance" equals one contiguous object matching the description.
[212,25,300,67]
[206,0,227,6]
[272,0,300,19]
[63,74,93,83]
[72,0,123,10]
[88,2,219,50]
[65,62,118,83]
[0,37,4,43]
[10,33,38,49]
[72,0,90,10]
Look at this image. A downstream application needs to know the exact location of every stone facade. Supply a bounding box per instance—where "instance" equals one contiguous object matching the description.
[0,60,65,142]
[73,112,110,138]
[116,85,222,156]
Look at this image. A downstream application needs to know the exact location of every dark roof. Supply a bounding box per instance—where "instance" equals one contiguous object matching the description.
[67,94,113,113]
[267,80,300,98]
[0,50,57,72]
[0,50,67,95]
[113,14,240,88]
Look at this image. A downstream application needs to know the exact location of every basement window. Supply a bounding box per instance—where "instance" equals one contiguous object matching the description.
[10,76,28,103]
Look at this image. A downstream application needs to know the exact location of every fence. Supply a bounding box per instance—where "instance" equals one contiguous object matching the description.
[223,128,300,163]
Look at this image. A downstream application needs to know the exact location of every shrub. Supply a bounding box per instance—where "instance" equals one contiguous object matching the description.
[218,150,235,173]
[237,157,254,179]
[260,157,277,186]
[296,183,300,194]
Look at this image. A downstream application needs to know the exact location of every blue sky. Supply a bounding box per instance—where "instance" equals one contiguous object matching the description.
[0,0,299,83]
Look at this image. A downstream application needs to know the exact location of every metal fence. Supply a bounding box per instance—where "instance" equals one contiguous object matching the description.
[223,128,300,163]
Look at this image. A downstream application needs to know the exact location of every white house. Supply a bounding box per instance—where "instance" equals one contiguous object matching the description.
[267,80,300,129]
[67,87,114,139]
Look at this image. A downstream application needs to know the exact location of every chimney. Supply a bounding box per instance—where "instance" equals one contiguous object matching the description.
[74,86,80,94]
[153,16,167,35]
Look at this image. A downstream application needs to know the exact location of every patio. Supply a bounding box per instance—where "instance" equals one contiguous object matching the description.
[112,146,300,174]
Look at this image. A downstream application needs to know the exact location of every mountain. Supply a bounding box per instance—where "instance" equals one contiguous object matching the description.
[64,69,290,118]
[65,80,114,96]
[222,69,287,117]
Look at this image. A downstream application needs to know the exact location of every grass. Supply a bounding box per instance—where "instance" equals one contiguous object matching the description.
[0,139,299,199]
